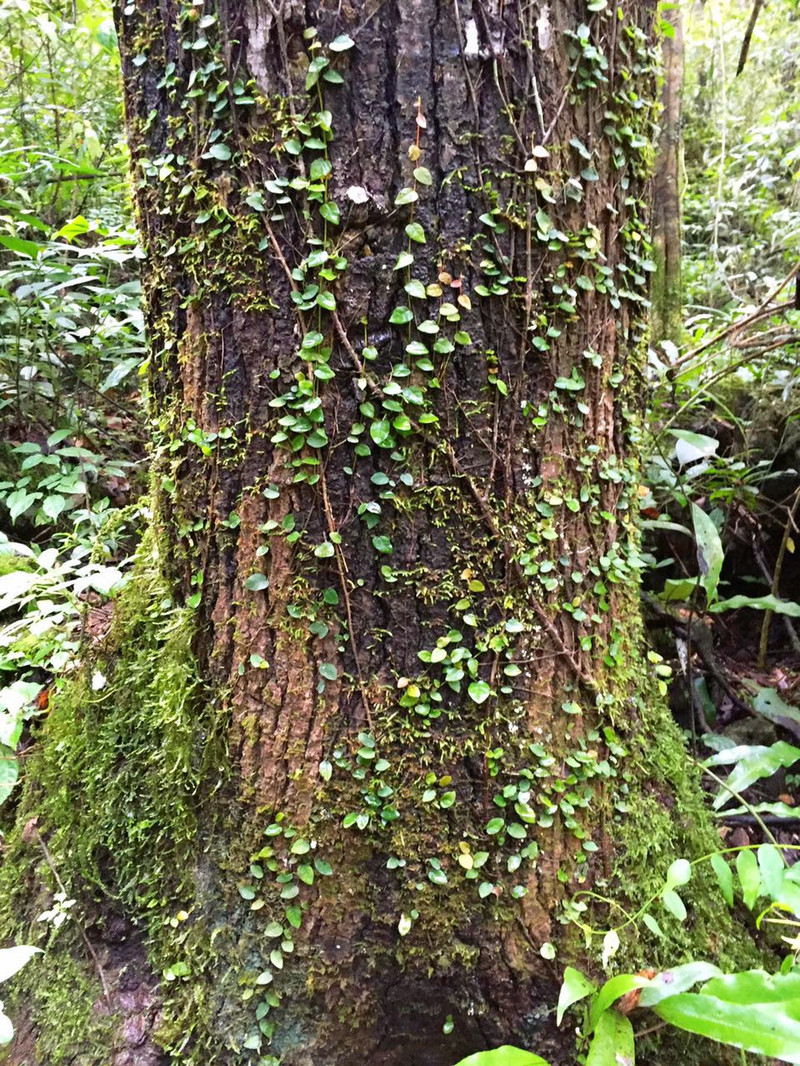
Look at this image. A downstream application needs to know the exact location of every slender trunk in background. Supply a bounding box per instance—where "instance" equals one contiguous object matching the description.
[0,1,731,1064]
[652,5,684,346]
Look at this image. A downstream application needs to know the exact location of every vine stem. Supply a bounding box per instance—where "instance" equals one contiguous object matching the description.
[319,457,374,734]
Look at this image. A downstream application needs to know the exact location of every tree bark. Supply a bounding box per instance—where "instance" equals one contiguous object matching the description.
[651,5,683,347]
[0,2,728,1065]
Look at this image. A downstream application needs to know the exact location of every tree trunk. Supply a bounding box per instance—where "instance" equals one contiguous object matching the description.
[651,5,683,346]
[0,2,731,1064]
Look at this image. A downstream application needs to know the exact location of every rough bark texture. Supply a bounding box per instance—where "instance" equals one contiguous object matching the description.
[651,6,683,346]
[0,2,734,1065]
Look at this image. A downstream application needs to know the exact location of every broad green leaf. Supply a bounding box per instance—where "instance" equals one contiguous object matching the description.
[320,201,340,225]
[244,573,268,591]
[0,946,41,983]
[710,853,734,907]
[395,187,419,206]
[42,493,66,521]
[710,594,800,617]
[642,913,664,938]
[703,969,800,1005]
[556,966,596,1025]
[691,503,723,603]
[638,962,722,1007]
[586,1009,634,1066]
[736,849,761,909]
[405,279,427,299]
[0,234,41,257]
[757,843,785,900]
[453,1048,551,1066]
[668,428,719,466]
[706,741,800,809]
[0,1006,13,1044]
[589,973,650,1031]
[751,687,800,729]
[370,420,393,447]
[654,992,800,1063]
[661,888,686,922]
[468,680,491,704]
[665,858,692,888]
[0,746,19,806]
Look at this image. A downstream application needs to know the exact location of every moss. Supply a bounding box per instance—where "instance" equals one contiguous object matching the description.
[0,554,37,579]
[0,941,111,1066]
[0,524,234,1064]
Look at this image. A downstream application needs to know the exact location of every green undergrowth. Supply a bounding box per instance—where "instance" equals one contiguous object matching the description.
[0,525,230,1062]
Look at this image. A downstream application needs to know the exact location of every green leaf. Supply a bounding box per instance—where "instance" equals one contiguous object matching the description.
[691,503,723,603]
[208,142,232,160]
[589,973,651,1031]
[404,279,427,299]
[297,864,314,885]
[0,946,41,983]
[395,187,419,206]
[329,33,355,50]
[757,843,785,901]
[661,888,686,922]
[244,573,269,591]
[453,1048,551,1066]
[639,962,723,1007]
[310,158,332,181]
[320,201,340,225]
[370,420,393,447]
[705,741,800,809]
[285,906,302,928]
[0,1006,13,1044]
[319,663,338,681]
[394,251,415,270]
[642,913,664,939]
[710,853,734,907]
[405,222,426,243]
[703,969,800,1005]
[372,535,393,555]
[736,849,762,909]
[750,687,800,729]
[665,858,692,889]
[468,680,492,704]
[389,306,413,325]
[556,967,596,1025]
[314,541,335,558]
[654,991,800,1063]
[413,166,433,185]
[42,494,66,522]
[0,745,18,806]
[668,428,719,466]
[0,234,41,258]
[586,1010,634,1066]
[710,594,800,616]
